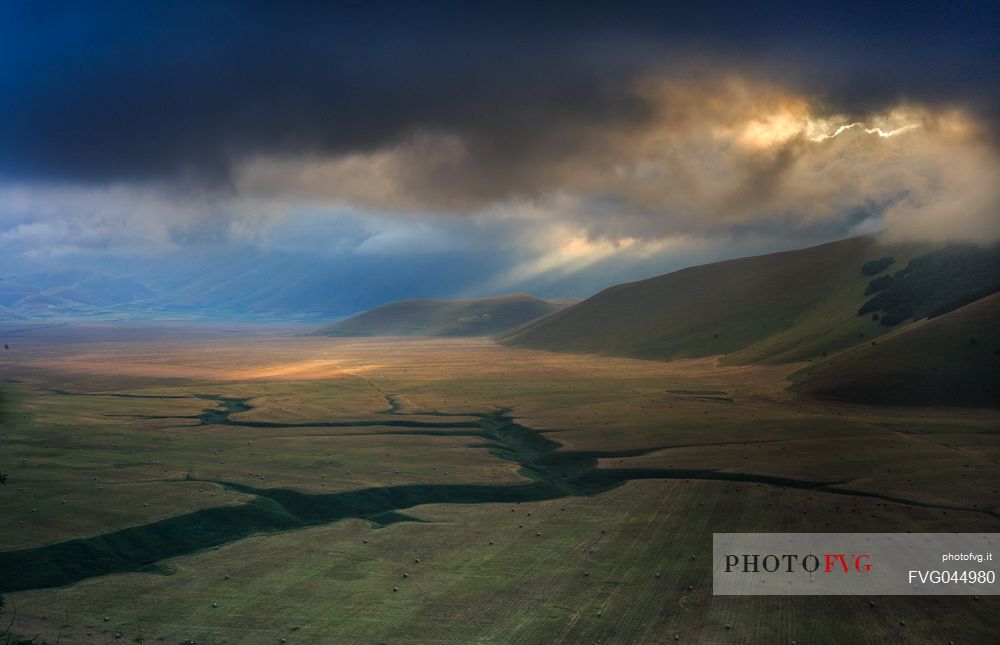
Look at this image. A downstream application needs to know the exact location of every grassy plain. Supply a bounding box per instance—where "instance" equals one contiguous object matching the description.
[0,324,997,643]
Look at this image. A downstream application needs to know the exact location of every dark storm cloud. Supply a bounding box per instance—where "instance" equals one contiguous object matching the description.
[0,0,996,187]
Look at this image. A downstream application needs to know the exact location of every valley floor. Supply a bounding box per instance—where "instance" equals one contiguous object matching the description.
[0,325,997,643]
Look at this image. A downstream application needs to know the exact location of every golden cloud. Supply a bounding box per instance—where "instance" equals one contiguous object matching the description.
[234,74,1000,243]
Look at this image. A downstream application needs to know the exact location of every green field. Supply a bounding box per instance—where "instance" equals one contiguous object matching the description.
[0,331,998,643]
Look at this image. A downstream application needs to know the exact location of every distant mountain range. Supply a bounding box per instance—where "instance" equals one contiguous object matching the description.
[0,269,155,319]
[0,247,513,321]
[314,294,566,337]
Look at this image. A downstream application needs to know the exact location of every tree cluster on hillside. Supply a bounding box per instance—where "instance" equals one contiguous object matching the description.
[863,275,894,295]
[858,246,1000,326]
[861,256,894,276]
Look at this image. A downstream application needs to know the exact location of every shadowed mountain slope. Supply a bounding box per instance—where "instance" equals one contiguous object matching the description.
[790,292,1000,407]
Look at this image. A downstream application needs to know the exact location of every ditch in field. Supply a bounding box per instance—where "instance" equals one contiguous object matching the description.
[1,394,994,593]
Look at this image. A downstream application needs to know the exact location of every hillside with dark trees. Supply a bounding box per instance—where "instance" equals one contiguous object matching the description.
[857,245,1000,326]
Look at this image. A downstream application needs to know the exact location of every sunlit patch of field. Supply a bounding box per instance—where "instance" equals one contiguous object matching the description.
[0,324,998,643]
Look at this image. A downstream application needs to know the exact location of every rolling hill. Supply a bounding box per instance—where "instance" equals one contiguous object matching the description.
[0,248,513,320]
[315,294,565,337]
[790,292,1000,407]
[499,236,1000,365]
[500,236,908,362]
